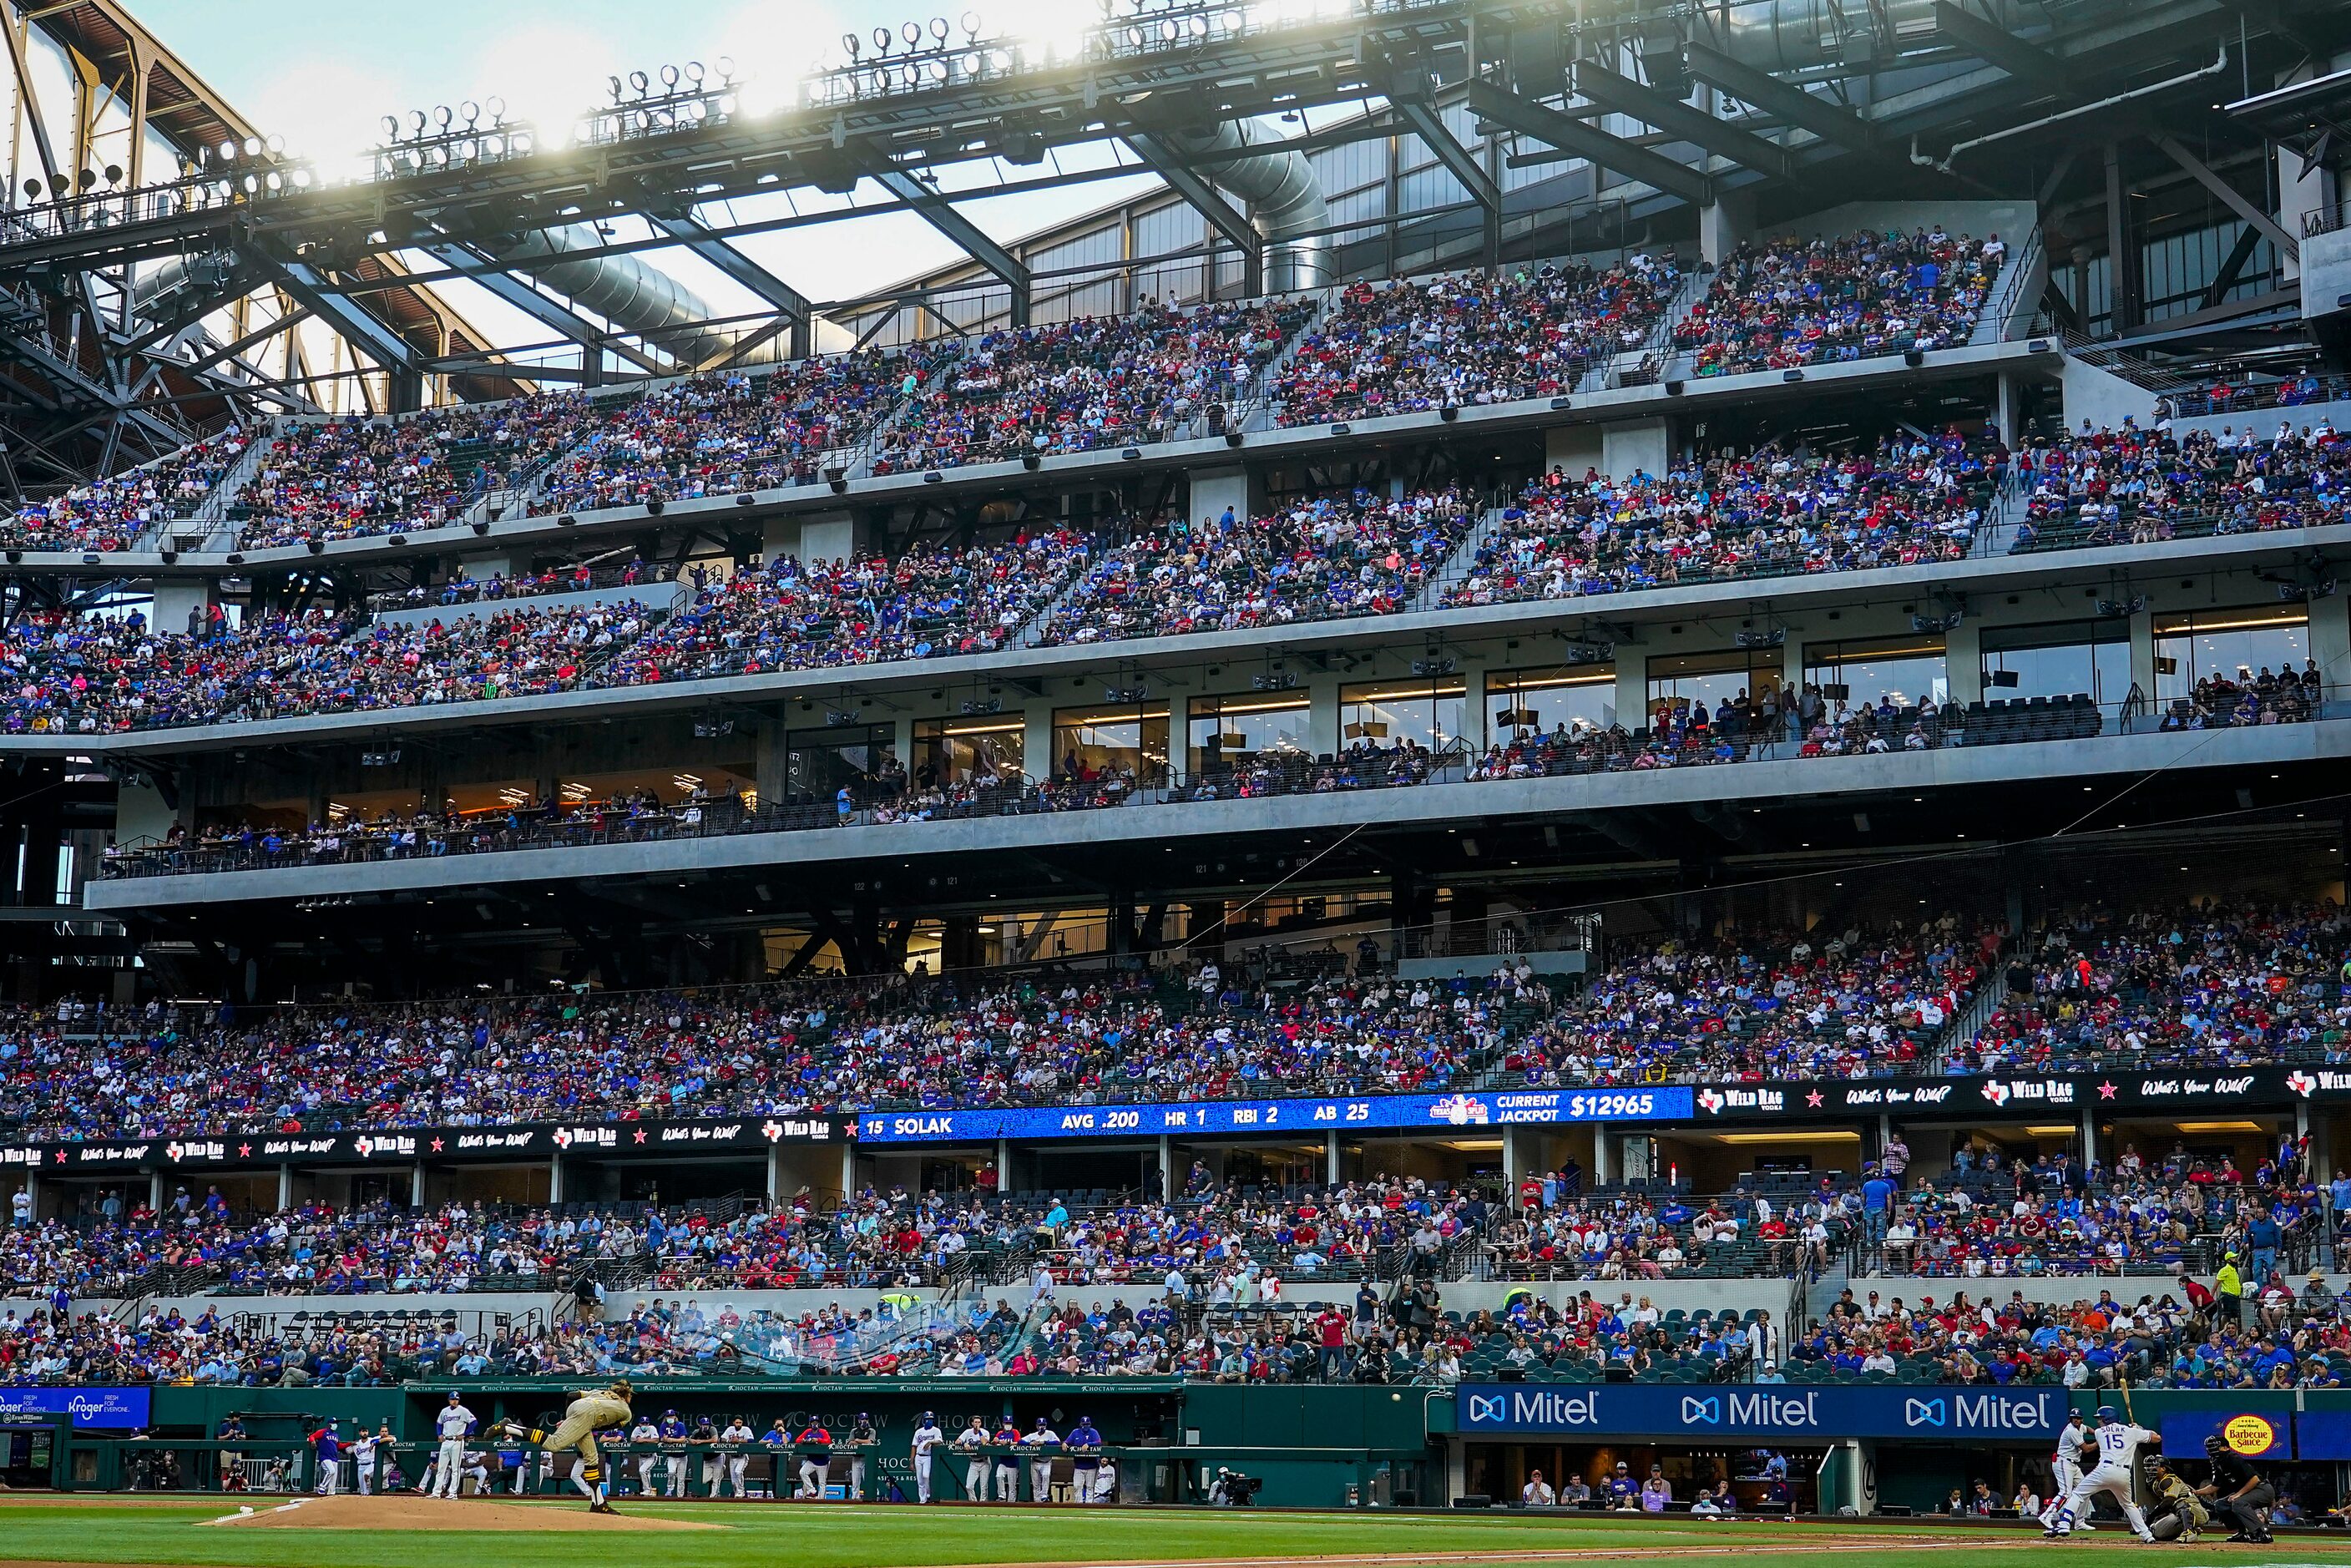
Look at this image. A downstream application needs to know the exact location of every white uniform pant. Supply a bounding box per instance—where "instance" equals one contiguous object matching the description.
[702,1454,722,1494]
[1074,1464,1099,1502]
[995,1460,1020,1500]
[432,1439,467,1497]
[851,1455,867,1499]
[665,1454,686,1497]
[2061,1463,2150,1536]
[965,1459,990,1500]
[914,1451,934,1502]
[2041,1459,2081,1525]
[315,1458,340,1495]
[635,1455,658,1495]
[725,1456,749,1497]
[355,1454,372,1495]
[1033,1459,1054,1500]
[799,1457,825,1496]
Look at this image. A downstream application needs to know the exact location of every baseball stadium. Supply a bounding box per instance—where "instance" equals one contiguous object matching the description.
[8,0,2351,1560]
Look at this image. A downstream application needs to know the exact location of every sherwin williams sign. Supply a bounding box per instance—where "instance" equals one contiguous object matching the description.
[1455,1383,2060,1441]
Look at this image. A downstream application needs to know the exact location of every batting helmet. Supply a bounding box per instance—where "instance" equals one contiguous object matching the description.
[2096,1405,2121,1424]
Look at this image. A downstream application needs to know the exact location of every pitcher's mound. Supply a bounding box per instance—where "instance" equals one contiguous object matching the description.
[200,1494,721,1531]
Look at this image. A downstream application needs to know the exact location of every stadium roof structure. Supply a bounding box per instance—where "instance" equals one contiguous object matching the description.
[0,0,2334,499]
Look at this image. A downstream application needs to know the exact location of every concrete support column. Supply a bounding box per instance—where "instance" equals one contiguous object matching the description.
[1995,370,2027,447]
[999,1138,1014,1198]
[1544,422,1601,478]
[1158,1136,1174,1200]
[2080,1110,2099,1171]
[1022,702,1054,786]
[1503,1126,1523,1191]
[1599,417,1670,481]
[755,716,789,812]
[1307,678,1341,760]
[1593,1131,1615,1186]
[1187,464,1257,525]
[2127,606,2156,720]
[840,1141,857,1200]
[2310,593,2351,705]
[1325,1131,1341,1185]
[549,1152,564,1205]
[276,1165,292,1211]
[797,510,857,565]
[1946,621,1984,707]
[151,581,216,636]
[411,1162,427,1207]
[1698,190,1755,266]
[1459,665,1486,755]
[149,1172,163,1212]
[1614,649,1649,736]
[768,1144,786,1206]
[893,716,915,776]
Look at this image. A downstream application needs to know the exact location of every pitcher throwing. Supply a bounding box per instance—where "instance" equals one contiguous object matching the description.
[492,1379,635,1515]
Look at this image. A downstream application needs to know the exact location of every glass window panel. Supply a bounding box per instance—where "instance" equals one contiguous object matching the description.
[1803,637,1949,709]
[1186,694,1309,777]
[2152,607,2310,701]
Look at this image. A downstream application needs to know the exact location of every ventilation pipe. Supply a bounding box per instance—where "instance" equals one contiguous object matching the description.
[1163,118,1332,293]
[498,224,780,371]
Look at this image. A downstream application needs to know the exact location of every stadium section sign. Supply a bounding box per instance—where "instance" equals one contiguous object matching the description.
[1455,1383,2060,1441]
[857,1088,1693,1144]
[0,1114,850,1171]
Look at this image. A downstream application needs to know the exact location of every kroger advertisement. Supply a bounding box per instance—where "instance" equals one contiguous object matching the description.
[1455,1384,2061,1442]
[0,1387,149,1429]
[857,1088,1694,1144]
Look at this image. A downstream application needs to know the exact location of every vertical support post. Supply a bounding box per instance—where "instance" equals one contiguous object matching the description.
[277,1164,292,1211]
[549,1151,564,1204]
[1326,1131,1341,1185]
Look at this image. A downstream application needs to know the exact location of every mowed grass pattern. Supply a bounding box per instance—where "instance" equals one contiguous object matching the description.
[1,1504,2349,1568]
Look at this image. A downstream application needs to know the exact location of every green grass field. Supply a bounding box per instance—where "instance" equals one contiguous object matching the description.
[2,1504,2350,1568]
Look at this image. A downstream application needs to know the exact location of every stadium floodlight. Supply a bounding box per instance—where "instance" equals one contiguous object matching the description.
[685,60,705,85]
[219,139,238,162]
[716,55,736,80]
[844,32,862,55]
[459,100,480,126]
[103,163,122,184]
[608,73,624,102]
[902,20,923,45]
[875,24,895,51]
[380,114,400,142]
[406,109,427,136]
[434,104,454,129]
[487,95,507,122]
[265,170,282,191]
[629,69,650,95]
[962,10,982,34]
[929,16,950,42]
[243,135,263,156]
[660,63,680,89]
[19,179,36,199]
[291,168,312,189]
[241,174,258,193]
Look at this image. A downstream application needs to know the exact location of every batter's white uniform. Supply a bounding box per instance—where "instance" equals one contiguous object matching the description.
[348,1432,379,1495]
[2054,1420,2156,1540]
[912,1421,943,1503]
[432,1403,477,1499]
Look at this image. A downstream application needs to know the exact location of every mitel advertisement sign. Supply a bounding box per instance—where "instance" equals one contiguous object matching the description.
[1455,1383,2060,1442]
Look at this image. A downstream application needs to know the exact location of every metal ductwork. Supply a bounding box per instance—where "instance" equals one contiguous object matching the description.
[500,225,779,370]
[1165,118,1332,293]
[1701,0,1939,75]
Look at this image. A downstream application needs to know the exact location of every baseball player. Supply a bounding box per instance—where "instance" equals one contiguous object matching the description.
[1027,1417,1061,1503]
[2145,1455,2211,1543]
[794,1418,833,1498]
[911,1410,944,1504]
[1067,1415,1102,1505]
[2046,1404,2157,1541]
[691,1414,722,1496]
[348,1424,381,1496]
[461,1448,494,1497]
[718,1417,755,1498]
[431,1393,477,1500]
[491,1378,635,1514]
[659,1409,690,1498]
[307,1422,342,1495]
[2040,1410,2093,1532]
[627,1414,661,1497]
[849,1412,879,1500]
[953,1416,991,1501]
[991,1419,1023,1502]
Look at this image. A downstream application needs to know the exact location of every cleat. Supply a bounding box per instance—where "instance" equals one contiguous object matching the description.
[590,1500,619,1515]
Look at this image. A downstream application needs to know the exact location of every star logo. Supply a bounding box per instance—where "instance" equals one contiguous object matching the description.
[53,1151,63,1164]
[237,1144,251,1158]
[429,1138,443,1152]
[2097,1081,2116,1100]
[1804,1090,1825,1108]
[633,1129,648,1145]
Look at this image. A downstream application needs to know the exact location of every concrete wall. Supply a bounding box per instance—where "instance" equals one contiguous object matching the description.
[1790,200,2038,250]
[2060,357,2162,428]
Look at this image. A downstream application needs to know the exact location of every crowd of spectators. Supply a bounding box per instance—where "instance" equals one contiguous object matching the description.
[1272,256,1683,425]
[1957,903,2351,1071]
[530,353,926,513]
[1029,488,1478,645]
[0,427,251,553]
[867,299,1312,473]
[233,394,602,548]
[1673,229,2005,377]
[1442,431,1994,606]
[0,597,658,733]
[370,557,675,612]
[2008,418,2351,551]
